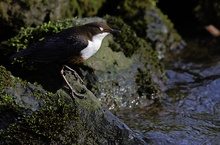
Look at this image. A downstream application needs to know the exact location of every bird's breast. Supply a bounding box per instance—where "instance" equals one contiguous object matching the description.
[68,55,85,64]
[80,32,109,60]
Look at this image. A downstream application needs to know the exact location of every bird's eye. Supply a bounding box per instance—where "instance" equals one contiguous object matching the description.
[99,27,104,31]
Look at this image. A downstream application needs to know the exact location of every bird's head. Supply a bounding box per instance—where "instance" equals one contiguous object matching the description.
[83,22,120,41]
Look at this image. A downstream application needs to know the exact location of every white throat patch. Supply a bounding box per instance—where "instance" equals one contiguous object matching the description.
[81,32,109,60]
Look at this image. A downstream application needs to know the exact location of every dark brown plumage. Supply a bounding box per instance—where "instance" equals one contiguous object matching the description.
[10,22,120,64]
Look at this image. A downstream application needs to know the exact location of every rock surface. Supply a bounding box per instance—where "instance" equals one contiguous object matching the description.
[1,17,166,109]
[0,0,105,41]
[0,66,147,144]
[0,0,187,144]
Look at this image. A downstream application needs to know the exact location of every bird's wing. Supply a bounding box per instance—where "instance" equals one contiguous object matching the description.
[29,35,88,62]
[10,47,33,61]
[11,34,88,63]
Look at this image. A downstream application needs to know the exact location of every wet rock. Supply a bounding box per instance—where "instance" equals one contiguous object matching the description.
[0,66,147,144]
[99,0,185,59]
[1,17,165,109]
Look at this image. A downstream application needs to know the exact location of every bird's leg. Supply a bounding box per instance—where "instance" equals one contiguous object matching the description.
[62,65,84,84]
[61,65,85,99]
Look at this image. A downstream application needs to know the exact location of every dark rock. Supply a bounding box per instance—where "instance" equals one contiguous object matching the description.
[0,0,106,41]
[98,0,185,59]
[0,65,147,144]
[1,17,165,109]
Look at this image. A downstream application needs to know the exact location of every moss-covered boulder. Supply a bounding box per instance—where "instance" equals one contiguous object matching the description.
[82,16,165,109]
[0,65,147,144]
[1,17,165,109]
[99,0,185,59]
[0,0,105,41]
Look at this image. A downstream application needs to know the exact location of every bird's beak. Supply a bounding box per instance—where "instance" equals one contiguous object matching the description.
[110,29,121,34]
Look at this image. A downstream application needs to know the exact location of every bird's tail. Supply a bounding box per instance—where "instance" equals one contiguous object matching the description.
[10,49,30,61]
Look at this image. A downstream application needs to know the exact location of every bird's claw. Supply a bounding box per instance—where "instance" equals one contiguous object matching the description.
[61,65,85,100]
[62,65,84,84]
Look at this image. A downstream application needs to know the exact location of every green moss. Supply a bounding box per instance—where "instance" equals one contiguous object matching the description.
[101,0,158,37]
[1,20,77,70]
[0,93,23,112]
[117,0,181,42]
[101,0,183,59]
[20,0,49,7]
[60,72,102,110]
[74,0,106,17]
[0,78,30,143]
[2,20,73,54]
[105,15,146,57]
[105,15,165,74]
[136,68,157,100]
[117,0,157,31]
[0,66,14,89]
[0,94,83,144]
[0,91,100,144]
[0,93,27,145]
[0,66,103,144]
[59,0,106,18]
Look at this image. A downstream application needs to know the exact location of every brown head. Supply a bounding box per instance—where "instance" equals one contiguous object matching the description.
[81,22,120,40]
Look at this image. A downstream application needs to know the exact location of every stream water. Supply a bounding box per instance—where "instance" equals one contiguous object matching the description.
[116,45,220,144]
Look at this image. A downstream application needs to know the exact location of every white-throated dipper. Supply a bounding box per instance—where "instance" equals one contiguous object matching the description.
[10,22,120,99]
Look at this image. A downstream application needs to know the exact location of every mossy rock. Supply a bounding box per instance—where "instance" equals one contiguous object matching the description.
[1,17,165,109]
[0,65,147,144]
[81,17,165,109]
[0,0,106,42]
[99,0,185,59]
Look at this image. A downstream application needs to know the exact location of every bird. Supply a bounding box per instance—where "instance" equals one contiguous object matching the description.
[10,21,120,99]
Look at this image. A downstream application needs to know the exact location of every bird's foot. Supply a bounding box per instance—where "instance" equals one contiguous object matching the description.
[61,65,85,99]
[62,65,84,84]
[63,85,85,99]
